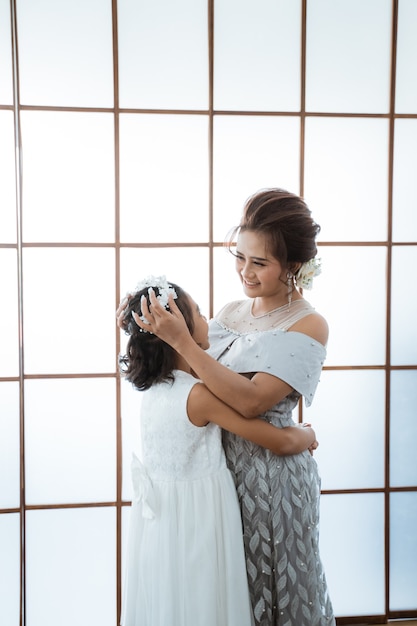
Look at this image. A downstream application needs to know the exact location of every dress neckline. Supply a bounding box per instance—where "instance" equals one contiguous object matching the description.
[250,298,305,319]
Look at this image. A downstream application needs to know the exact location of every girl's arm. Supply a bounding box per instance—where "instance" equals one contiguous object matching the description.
[187,382,317,455]
[134,291,327,418]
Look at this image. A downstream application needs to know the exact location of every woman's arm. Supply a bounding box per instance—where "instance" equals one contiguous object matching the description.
[133,290,326,418]
[187,382,317,455]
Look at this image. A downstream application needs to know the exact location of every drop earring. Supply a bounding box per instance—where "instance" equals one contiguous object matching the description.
[286,271,294,309]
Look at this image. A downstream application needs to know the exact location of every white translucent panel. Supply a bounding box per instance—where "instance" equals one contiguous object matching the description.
[0,383,20,509]
[23,248,115,374]
[16,0,113,107]
[21,111,115,243]
[0,513,20,625]
[214,0,301,111]
[392,119,417,241]
[121,382,144,502]
[391,247,417,365]
[120,248,210,319]
[304,117,389,241]
[119,114,209,243]
[118,0,208,109]
[306,0,392,113]
[26,507,116,626]
[121,505,131,592]
[213,246,249,316]
[0,249,19,377]
[320,493,385,616]
[395,0,417,113]
[390,492,417,610]
[122,506,131,572]
[304,370,385,490]
[213,116,300,241]
[306,246,387,366]
[0,0,13,104]
[25,378,116,504]
[390,371,417,487]
[0,111,16,243]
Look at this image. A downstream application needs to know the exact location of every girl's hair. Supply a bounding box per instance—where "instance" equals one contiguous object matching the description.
[118,282,194,391]
[227,188,321,271]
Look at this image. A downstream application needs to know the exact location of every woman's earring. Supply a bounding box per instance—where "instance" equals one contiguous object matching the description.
[287,271,294,309]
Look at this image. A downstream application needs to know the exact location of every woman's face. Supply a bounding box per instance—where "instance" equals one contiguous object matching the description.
[234,230,286,299]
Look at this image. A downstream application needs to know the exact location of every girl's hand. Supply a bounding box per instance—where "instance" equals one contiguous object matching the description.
[308,440,319,455]
[132,288,192,349]
[302,422,319,455]
[116,294,132,328]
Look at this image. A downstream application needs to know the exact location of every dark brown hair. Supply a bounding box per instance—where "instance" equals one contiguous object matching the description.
[227,188,320,272]
[118,281,194,391]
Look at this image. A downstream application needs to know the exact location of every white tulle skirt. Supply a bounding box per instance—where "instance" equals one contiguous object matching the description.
[121,465,254,626]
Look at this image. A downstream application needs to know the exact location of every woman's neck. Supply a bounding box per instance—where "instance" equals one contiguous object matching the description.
[251,292,303,317]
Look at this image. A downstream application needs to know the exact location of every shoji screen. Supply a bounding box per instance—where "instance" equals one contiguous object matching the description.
[1,1,416,624]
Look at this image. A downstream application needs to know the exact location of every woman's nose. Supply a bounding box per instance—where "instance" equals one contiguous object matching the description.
[241,262,253,276]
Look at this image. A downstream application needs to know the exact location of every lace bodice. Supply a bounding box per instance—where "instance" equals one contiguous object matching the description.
[140,370,226,480]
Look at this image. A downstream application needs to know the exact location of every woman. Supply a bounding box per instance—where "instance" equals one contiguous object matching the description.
[120,188,335,626]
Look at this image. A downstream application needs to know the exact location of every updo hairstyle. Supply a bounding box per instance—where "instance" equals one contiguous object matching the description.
[228,188,321,272]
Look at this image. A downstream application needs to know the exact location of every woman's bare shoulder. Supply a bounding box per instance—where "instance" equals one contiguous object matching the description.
[288,311,329,347]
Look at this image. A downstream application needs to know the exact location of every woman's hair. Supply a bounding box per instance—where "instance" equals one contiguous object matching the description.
[227,188,321,271]
[118,282,194,391]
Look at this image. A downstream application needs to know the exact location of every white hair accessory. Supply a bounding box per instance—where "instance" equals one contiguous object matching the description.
[132,275,178,328]
[295,258,322,290]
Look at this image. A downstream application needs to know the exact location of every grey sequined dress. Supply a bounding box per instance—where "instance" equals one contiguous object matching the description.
[207,299,335,626]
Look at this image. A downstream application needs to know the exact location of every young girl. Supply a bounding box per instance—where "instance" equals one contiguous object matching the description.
[119,275,317,626]
[123,189,335,626]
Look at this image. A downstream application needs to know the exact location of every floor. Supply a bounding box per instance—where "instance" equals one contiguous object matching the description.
[347,619,417,626]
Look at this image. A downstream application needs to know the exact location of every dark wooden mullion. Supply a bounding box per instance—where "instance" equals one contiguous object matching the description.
[385,0,399,620]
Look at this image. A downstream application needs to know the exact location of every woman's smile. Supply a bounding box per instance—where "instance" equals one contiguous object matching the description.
[242,277,260,288]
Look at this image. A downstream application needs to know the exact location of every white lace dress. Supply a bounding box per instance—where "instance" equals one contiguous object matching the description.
[208,299,335,626]
[120,369,255,626]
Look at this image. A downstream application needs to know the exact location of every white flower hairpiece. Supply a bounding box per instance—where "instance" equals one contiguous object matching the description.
[295,257,322,290]
[132,275,178,327]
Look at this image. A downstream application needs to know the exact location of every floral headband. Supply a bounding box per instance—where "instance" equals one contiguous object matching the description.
[294,257,322,290]
[131,275,178,328]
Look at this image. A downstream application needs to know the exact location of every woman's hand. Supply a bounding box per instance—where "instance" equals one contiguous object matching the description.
[116,294,132,329]
[132,288,192,349]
